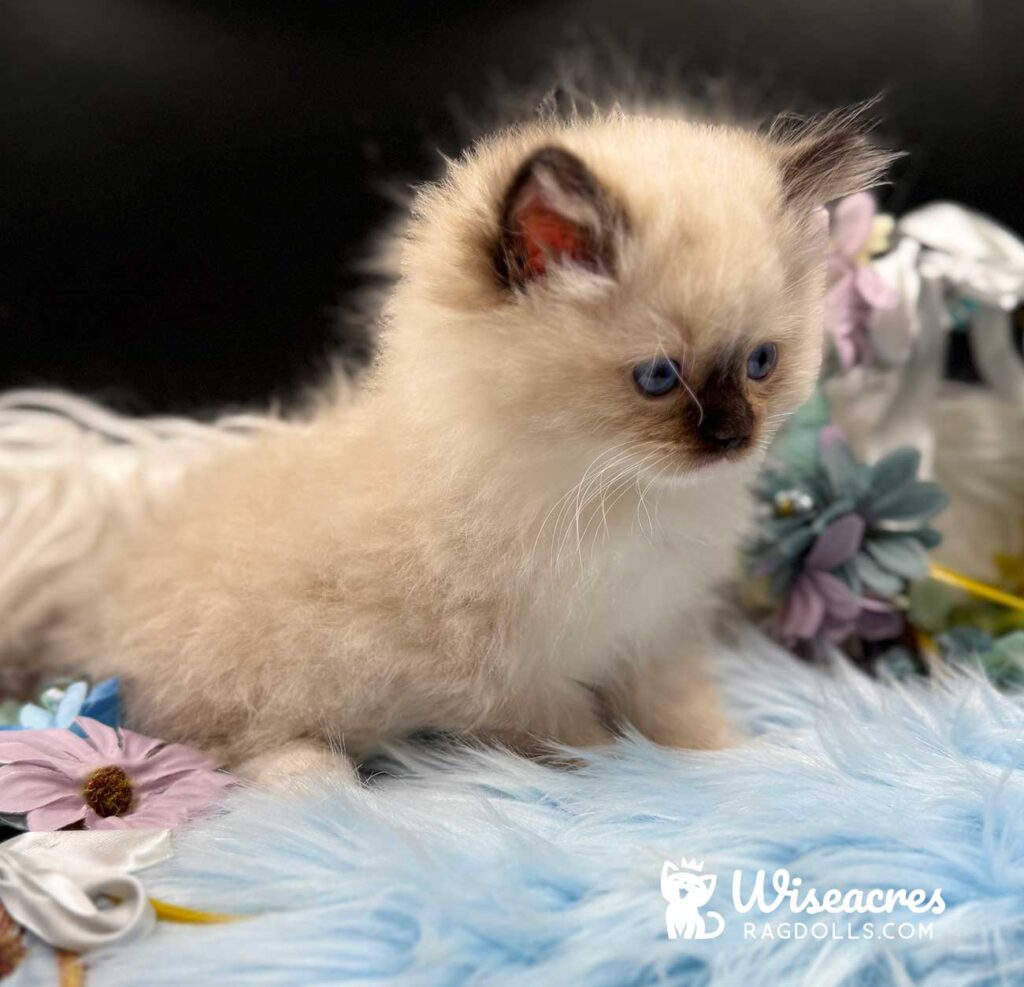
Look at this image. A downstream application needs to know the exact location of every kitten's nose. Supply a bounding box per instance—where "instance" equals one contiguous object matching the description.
[697,412,752,451]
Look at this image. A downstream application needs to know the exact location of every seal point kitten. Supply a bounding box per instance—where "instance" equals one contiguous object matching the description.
[51,102,894,783]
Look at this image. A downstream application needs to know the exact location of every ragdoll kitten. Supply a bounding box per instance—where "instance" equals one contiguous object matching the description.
[52,104,893,783]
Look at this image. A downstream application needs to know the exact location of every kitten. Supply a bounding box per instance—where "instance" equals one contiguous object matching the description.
[49,104,893,784]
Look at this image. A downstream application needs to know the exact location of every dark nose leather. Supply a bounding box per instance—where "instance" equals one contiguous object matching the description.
[697,409,752,451]
[703,429,749,450]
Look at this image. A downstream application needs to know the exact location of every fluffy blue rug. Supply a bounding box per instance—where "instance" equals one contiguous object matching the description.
[88,627,1024,986]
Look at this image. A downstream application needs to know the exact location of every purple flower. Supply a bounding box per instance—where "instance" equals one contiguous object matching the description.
[779,513,903,644]
[0,717,234,830]
[826,193,900,369]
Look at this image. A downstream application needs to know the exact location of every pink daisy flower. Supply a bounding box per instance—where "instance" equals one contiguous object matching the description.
[0,717,234,830]
[826,192,900,369]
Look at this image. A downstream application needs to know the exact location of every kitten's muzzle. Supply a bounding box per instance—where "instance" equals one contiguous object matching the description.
[694,402,754,454]
[681,363,756,459]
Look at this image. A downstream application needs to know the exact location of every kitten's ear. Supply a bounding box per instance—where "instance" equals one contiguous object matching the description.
[495,146,626,288]
[770,100,901,208]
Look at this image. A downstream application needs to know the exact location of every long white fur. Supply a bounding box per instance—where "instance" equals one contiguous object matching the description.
[1,106,896,780]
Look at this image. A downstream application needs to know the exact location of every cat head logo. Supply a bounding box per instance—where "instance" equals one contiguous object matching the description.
[661,858,725,940]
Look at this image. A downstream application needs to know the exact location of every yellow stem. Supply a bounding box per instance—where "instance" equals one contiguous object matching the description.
[149,898,239,925]
[928,562,1024,613]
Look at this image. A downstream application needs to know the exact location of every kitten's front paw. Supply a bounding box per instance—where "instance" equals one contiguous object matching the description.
[235,740,357,792]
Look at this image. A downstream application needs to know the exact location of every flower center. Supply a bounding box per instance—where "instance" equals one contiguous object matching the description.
[82,765,134,817]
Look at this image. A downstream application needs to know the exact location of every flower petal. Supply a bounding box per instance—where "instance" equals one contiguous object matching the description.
[0,765,74,812]
[26,796,87,831]
[80,678,121,728]
[18,704,54,730]
[855,264,900,309]
[779,576,826,641]
[808,571,862,621]
[831,192,877,258]
[0,729,97,767]
[820,611,857,643]
[137,774,233,826]
[54,682,89,728]
[119,807,191,829]
[857,606,905,641]
[74,717,125,761]
[117,728,165,763]
[82,808,131,830]
[130,743,220,791]
[831,333,858,370]
[805,514,866,571]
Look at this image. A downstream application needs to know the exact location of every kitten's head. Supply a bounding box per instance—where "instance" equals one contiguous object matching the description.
[387,104,894,483]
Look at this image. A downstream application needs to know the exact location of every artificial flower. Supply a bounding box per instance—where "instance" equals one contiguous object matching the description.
[747,405,947,650]
[778,513,903,644]
[945,630,1024,690]
[750,425,945,602]
[826,192,900,368]
[0,677,120,733]
[0,717,234,831]
[816,428,946,597]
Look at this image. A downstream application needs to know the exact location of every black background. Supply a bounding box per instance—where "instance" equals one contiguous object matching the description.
[2,1,1022,413]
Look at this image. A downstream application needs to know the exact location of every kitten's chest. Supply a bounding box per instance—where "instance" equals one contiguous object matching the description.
[515,524,728,682]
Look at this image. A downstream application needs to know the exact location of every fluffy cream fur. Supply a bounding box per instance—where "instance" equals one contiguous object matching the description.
[31,106,892,781]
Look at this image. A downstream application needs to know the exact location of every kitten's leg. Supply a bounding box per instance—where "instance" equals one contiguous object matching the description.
[234,740,358,791]
[488,679,614,757]
[613,657,739,750]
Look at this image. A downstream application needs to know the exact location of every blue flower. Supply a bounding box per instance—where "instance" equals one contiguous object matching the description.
[0,678,120,732]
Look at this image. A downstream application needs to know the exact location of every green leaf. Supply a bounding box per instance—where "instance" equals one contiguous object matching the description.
[770,391,832,475]
[811,498,857,533]
[864,536,930,580]
[936,626,994,661]
[871,526,944,549]
[913,526,944,549]
[776,526,816,561]
[980,632,1024,689]
[853,552,905,595]
[869,447,921,499]
[788,390,832,430]
[869,481,949,523]
[907,579,959,632]
[821,439,859,495]
[875,645,921,681]
[763,515,810,539]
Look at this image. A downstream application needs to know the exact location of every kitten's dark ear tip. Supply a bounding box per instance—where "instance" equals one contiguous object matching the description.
[770,98,903,207]
[494,145,625,289]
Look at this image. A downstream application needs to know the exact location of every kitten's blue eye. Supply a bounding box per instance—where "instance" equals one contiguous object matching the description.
[632,357,681,397]
[746,343,778,381]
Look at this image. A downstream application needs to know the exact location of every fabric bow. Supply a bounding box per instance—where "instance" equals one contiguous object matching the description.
[865,202,1024,469]
[0,829,171,952]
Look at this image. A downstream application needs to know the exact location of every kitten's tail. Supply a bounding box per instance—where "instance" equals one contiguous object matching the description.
[0,390,277,684]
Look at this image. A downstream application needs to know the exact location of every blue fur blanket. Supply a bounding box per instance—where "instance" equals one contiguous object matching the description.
[89,627,1024,986]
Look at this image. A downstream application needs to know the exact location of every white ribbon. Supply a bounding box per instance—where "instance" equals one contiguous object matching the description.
[0,829,171,952]
[866,201,1024,466]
